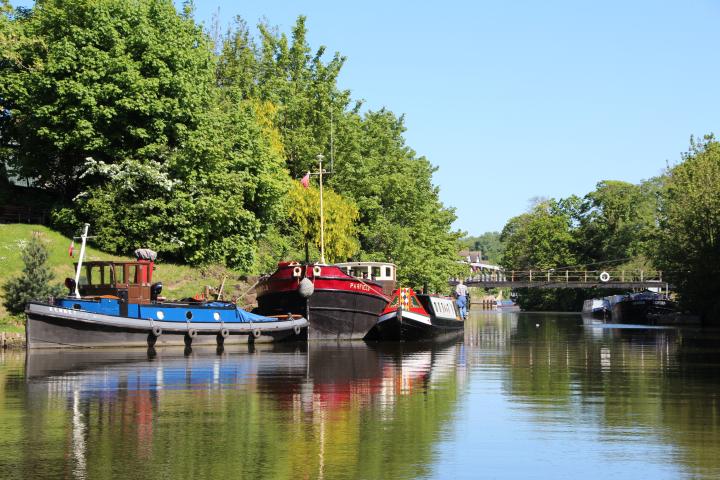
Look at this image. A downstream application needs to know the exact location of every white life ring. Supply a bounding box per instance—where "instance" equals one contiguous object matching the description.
[599,271,611,282]
[292,266,302,278]
[313,265,322,276]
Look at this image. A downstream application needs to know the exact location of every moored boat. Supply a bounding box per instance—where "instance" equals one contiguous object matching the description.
[254,261,394,340]
[26,298,307,349]
[25,228,307,349]
[611,291,679,324]
[367,288,465,341]
[582,298,610,318]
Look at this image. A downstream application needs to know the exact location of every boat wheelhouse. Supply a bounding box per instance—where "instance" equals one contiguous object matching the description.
[335,262,397,295]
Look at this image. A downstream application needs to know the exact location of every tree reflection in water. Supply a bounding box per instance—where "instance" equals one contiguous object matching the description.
[1,314,720,479]
[1,340,464,480]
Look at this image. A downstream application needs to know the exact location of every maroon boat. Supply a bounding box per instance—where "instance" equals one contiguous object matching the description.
[255,262,395,340]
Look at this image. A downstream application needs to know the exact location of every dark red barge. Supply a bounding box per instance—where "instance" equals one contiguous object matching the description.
[255,262,395,340]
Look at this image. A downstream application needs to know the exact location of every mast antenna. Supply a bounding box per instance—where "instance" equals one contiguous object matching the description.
[317,154,326,264]
[330,106,334,173]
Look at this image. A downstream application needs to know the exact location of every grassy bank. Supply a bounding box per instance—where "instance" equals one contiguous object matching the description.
[0,224,255,330]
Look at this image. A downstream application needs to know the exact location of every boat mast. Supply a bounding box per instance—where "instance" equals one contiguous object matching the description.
[74,223,90,299]
[317,154,326,264]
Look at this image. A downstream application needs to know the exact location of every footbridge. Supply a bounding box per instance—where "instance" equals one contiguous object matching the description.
[452,268,670,290]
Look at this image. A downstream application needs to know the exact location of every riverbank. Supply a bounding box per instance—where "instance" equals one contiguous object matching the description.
[1,330,24,349]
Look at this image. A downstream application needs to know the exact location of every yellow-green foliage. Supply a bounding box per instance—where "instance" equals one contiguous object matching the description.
[0,224,251,323]
[286,182,360,262]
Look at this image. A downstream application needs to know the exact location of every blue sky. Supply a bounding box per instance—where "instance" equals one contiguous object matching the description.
[13,1,720,234]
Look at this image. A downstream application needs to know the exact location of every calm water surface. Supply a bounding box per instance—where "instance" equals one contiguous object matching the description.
[2,311,720,479]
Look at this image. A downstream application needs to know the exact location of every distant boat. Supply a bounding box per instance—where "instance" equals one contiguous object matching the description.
[495,299,521,311]
[611,291,679,323]
[367,288,464,341]
[582,298,610,318]
[582,291,679,324]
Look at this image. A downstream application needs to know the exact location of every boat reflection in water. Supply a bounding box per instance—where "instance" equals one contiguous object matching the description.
[20,337,465,479]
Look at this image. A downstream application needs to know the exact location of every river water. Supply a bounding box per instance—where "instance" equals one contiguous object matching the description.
[1,311,720,479]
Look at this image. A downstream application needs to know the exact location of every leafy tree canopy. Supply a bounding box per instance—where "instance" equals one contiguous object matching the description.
[500,199,577,271]
[1,0,216,199]
[656,135,720,318]
[2,4,466,290]
[459,231,504,264]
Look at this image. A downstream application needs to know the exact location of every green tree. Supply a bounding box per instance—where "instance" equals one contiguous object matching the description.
[218,18,463,289]
[656,136,720,320]
[2,232,63,314]
[500,199,582,310]
[329,109,465,291]
[576,180,659,263]
[69,99,288,270]
[249,15,350,176]
[500,199,577,271]
[0,0,215,199]
[460,231,504,264]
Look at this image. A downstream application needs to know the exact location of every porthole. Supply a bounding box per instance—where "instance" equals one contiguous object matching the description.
[73,304,81,310]
[156,311,164,320]
[185,311,193,320]
[213,312,220,321]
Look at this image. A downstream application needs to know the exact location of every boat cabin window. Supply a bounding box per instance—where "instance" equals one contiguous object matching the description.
[127,264,139,284]
[83,264,115,286]
[372,266,381,278]
[119,264,149,285]
[350,267,369,278]
[385,266,392,278]
[115,265,125,284]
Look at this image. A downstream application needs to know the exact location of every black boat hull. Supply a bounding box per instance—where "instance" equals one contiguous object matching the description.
[370,310,464,342]
[26,308,306,349]
[611,299,679,324]
[256,289,388,340]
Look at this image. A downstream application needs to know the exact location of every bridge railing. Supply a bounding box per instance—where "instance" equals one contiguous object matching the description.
[457,269,664,284]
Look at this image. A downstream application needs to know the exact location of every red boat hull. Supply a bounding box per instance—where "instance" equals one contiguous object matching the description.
[255,264,390,340]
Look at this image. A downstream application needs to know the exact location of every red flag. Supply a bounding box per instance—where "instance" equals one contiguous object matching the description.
[69,240,74,257]
[300,171,310,188]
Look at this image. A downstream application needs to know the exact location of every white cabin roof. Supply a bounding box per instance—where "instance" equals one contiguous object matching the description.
[335,261,397,268]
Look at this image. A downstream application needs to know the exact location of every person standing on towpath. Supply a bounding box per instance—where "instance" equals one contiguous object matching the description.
[455,279,468,319]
